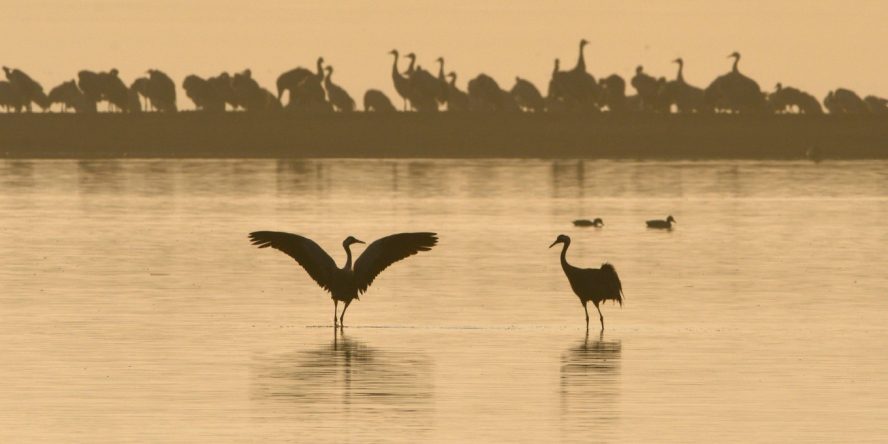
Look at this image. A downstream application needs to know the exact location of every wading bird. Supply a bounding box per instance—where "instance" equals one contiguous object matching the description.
[550,235,623,330]
[646,215,676,229]
[572,218,603,227]
[248,231,438,327]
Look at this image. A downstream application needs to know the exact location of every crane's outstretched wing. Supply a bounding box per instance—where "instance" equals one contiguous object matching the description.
[353,232,437,293]
[248,231,338,292]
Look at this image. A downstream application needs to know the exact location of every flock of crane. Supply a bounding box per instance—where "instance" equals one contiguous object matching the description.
[2,40,887,115]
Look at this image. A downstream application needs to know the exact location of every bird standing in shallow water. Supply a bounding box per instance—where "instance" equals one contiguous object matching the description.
[646,215,676,229]
[572,218,604,227]
[550,235,623,330]
[249,231,437,327]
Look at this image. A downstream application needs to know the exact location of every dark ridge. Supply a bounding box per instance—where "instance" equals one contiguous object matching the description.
[1,112,886,159]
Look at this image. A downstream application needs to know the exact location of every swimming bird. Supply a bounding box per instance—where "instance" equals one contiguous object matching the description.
[550,235,623,330]
[572,218,604,227]
[646,215,675,229]
[248,231,438,327]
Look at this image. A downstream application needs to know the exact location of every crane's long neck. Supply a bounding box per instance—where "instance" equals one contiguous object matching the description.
[676,60,684,82]
[731,55,740,73]
[438,59,445,80]
[406,56,415,74]
[343,244,353,271]
[560,240,571,271]
[316,59,324,77]
[577,42,586,71]
[391,53,400,79]
[448,74,456,87]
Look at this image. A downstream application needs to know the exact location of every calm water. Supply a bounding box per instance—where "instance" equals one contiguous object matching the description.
[1,159,887,443]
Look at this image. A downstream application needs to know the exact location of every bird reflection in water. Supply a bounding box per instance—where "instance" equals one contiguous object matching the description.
[1,160,35,189]
[275,159,325,196]
[253,330,434,436]
[560,330,621,441]
[77,159,124,194]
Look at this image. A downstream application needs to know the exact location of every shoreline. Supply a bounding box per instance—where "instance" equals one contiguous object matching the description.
[1,112,886,159]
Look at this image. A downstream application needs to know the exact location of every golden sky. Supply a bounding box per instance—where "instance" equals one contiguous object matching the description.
[2,0,886,108]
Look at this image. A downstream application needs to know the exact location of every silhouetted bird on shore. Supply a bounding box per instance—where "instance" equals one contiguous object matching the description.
[824,88,869,114]
[4,66,49,112]
[363,89,396,112]
[445,72,470,112]
[550,235,623,330]
[146,69,177,112]
[389,50,412,111]
[248,231,438,327]
[0,80,25,112]
[704,52,764,113]
[511,77,545,112]
[324,66,355,112]
[646,215,676,229]
[573,218,603,227]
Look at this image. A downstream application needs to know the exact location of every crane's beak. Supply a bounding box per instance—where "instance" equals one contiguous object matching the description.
[549,240,560,248]
[354,239,365,244]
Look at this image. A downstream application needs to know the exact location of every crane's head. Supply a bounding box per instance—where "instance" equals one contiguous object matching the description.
[389,49,398,56]
[405,53,416,60]
[672,58,683,65]
[436,57,444,63]
[593,218,604,226]
[549,234,571,248]
[343,236,365,248]
[727,52,740,60]
[636,65,643,74]
[580,39,589,47]
[666,215,676,224]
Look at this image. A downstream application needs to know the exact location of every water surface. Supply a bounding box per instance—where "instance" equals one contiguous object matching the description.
[1,159,886,443]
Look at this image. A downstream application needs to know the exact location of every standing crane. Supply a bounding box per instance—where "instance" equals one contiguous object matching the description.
[389,50,411,111]
[248,231,438,327]
[324,66,355,112]
[550,235,623,330]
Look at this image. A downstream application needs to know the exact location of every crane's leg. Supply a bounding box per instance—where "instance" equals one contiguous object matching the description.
[333,300,339,327]
[340,300,352,327]
[583,303,590,329]
[595,303,604,330]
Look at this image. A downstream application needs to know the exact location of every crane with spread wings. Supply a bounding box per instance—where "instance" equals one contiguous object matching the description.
[249,231,438,327]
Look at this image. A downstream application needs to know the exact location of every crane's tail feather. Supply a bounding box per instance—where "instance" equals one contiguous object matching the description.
[600,262,624,306]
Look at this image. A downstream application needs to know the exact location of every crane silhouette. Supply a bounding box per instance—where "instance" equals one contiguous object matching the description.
[511,77,545,112]
[145,69,177,112]
[434,57,449,105]
[324,66,355,112]
[550,235,623,330]
[646,215,676,229]
[404,53,439,112]
[704,52,764,113]
[248,231,438,327]
[363,89,396,112]
[658,58,704,113]
[389,50,411,111]
[445,72,469,112]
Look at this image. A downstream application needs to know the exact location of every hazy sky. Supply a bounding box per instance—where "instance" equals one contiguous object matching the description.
[2,0,886,109]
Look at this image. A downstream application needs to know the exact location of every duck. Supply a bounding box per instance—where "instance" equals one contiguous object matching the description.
[572,218,604,227]
[646,215,676,229]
